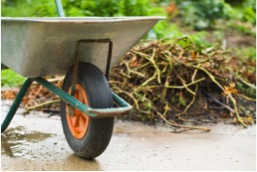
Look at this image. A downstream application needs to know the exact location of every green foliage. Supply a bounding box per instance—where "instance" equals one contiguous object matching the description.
[176,0,230,30]
[174,0,256,30]
[1,69,26,87]
[1,0,36,17]
[1,0,157,17]
[243,0,256,12]
[224,0,256,35]
[150,21,211,51]
[152,21,183,39]
[188,32,211,51]
[235,47,256,60]
[243,47,256,60]
[179,95,186,107]
[117,0,150,16]
[236,82,256,98]
[227,0,256,24]
[242,6,256,24]
[33,0,57,17]
[32,0,156,17]
[229,21,256,35]
[62,0,119,17]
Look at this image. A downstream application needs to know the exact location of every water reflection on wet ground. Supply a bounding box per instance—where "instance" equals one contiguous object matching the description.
[1,126,54,157]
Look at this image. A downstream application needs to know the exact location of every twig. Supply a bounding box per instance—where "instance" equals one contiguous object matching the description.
[34,85,43,97]
[123,61,145,78]
[192,65,224,91]
[177,85,198,118]
[141,73,157,87]
[25,99,60,113]
[165,77,205,89]
[176,73,196,95]
[201,89,235,113]
[176,67,199,121]
[46,76,65,83]
[112,86,139,110]
[236,75,256,90]
[55,76,65,87]
[228,94,247,128]
[157,111,211,132]
[134,61,151,70]
[134,77,205,92]
[236,93,256,101]
[192,65,247,127]
[191,65,199,81]
[135,50,161,83]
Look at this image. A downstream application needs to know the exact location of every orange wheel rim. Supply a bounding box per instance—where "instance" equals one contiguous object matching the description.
[66,84,90,139]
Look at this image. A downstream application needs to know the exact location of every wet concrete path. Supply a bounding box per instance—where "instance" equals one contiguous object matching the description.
[1,104,256,171]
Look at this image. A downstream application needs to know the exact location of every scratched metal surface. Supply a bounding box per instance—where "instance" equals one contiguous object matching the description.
[1,17,164,77]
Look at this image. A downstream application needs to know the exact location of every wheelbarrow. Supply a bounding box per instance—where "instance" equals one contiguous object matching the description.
[1,2,164,159]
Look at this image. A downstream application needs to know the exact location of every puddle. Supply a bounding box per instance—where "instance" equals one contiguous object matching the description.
[1,126,54,157]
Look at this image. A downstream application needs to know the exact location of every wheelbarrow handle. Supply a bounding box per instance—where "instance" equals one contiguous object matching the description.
[1,79,33,132]
[55,0,65,17]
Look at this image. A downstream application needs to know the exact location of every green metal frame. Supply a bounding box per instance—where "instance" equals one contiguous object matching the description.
[1,77,132,132]
[1,78,33,132]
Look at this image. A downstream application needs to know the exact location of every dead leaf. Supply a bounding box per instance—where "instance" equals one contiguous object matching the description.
[130,55,140,68]
[1,90,17,99]
[191,51,198,60]
[223,83,238,96]
[166,2,177,15]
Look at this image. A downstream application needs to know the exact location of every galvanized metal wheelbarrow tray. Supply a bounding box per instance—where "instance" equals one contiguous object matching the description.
[2,17,164,77]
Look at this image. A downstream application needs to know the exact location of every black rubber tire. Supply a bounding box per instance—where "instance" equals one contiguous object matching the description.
[60,62,114,159]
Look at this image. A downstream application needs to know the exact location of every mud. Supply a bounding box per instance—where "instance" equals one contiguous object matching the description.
[1,102,256,171]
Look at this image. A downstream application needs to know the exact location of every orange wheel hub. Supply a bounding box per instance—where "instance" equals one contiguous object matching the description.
[66,84,90,139]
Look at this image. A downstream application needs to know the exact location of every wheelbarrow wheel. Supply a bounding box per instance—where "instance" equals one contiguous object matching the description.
[60,62,114,159]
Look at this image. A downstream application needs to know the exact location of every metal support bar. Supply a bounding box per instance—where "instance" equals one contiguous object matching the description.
[112,92,131,108]
[74,39,113,78]
[1,78,33,132]
[71,39,113,96]
[89,92,132,117]
[55,0,65,17]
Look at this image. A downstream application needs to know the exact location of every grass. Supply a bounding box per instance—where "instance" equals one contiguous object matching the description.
[1,69,26,88]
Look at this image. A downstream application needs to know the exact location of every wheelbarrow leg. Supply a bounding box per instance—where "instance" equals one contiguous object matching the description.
[1,78,33,132]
